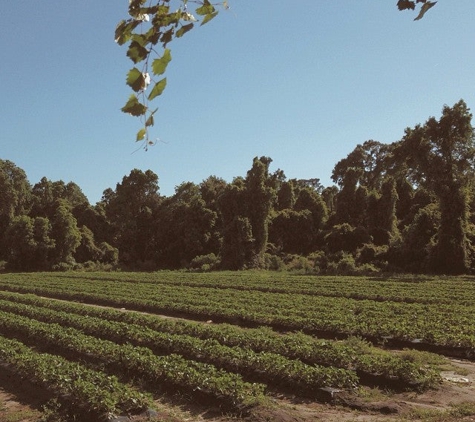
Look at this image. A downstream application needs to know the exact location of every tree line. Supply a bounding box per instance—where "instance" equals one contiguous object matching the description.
[1,100,474,275]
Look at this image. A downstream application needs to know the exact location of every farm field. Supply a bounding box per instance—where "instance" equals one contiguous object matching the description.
[0,272,474,422]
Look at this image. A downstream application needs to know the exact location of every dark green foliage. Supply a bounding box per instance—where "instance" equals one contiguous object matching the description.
[324,223,372,254]
[269,209,314,255]
[4,216,54,271]
[218,178,253,270]
[0,160,31,260]
[245,157,276,268]
[276,180,295,211]
[389,204,440,273]
[50,200,82,265]
[102,169,160,266]
[393,100,475,274]
[334,168,368,226]
[154,182,218,268]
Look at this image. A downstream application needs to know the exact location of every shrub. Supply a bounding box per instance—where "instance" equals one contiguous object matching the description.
[284,254,317,274]
[189,253,220,271]
[264,253,284,271]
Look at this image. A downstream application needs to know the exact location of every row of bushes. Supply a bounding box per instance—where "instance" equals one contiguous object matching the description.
[189,244,386,275]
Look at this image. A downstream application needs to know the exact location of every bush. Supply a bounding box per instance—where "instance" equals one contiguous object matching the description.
[327,253,358,275]
[51,262,75,272]
[307,250,327,272]
[284,254,317,274]
[326,252,380,275]
[264,253,284,271]
[189,253,220,271]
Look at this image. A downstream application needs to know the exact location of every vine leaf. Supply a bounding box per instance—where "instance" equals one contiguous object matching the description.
[414,1,437,20]
[126,68,146,92]
[115,20,140,45]
[201,11,219,26]
[148,78,167,101]
[136,128,147,142]
[195,0,215,16]
[127,40,149,63]
[145,108,158,127]
[176,23,194,38]
[397,0,416,11]
[152,49,172,76]
[119,0,229,147]
[121,94,147,116]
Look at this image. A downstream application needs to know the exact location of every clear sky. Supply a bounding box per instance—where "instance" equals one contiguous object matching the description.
[1,1,474,204]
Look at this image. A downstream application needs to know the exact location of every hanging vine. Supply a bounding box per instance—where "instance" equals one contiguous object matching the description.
[117,0,436,149]
[116,0,229,149]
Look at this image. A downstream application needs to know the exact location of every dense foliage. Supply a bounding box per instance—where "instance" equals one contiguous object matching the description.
[1,101,474,274]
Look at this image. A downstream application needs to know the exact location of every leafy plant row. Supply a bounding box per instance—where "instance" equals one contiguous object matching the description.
[0,299,358,392]
[0,291,441,390]
[0,309,265,411]
[7,272,475,306]
[0,334,151,419]
[1,277,474,352]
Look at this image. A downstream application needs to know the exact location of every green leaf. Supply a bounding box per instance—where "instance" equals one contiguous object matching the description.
[201,11,219,26]
[126,68,146,92]
[145,108,158,127]
[121,94,147,117]
[145,115,154,127]
[136,128,146,142]
[176,23,194,38]
[196,0,215,16]
[148,78,167,101]
[151,49,172,76]
[161,28,174,46]
[115,20,128,44]
[127,40,149,64]
[115,20,140,45]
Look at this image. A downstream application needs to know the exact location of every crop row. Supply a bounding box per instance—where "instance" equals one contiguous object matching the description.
[0,290,441,390]
[5,272,475,305]
[1,276,474,351]
[0,334,151,419]
[0,301,359,393]
[0,309,265,410]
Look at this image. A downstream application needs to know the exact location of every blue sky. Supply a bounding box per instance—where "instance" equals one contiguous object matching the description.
[1,1,474,204]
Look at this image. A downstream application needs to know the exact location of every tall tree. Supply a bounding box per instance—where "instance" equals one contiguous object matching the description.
[50,200,81,265]
[245,157,276,268]
[4,215,54,271]
[332,140,390,191]
[102,169,161,265]
[30,178,88,219]
[154,182,218,268]
[218,177,253,270]
[393,100,475,274]
[0,160,31,260]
